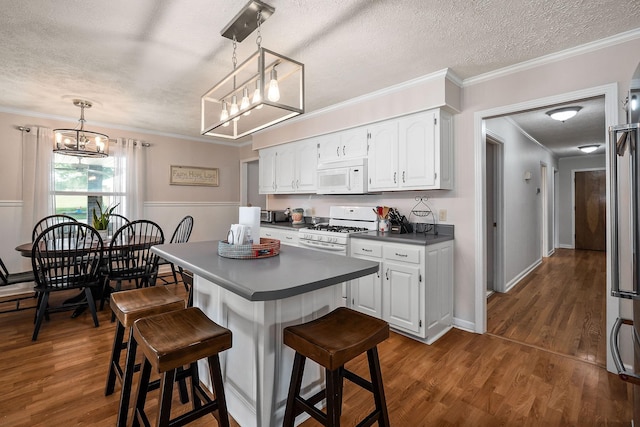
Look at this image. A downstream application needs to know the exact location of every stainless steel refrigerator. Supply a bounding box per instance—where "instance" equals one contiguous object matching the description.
[610,61,640,424]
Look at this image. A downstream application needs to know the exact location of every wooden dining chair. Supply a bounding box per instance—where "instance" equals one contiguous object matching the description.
[108,213,130,237]
[31,222,104,340]
[0,257,36,313]
[101,220,165,311]
[156,215,193,288]
[32,214,78,241]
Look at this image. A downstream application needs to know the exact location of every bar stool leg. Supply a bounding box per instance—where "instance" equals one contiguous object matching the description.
[157,369,177,427]
[208,354,230,427]
[188,362,201,410]
[117,328,139,427]
[105,320,125,396]
[325,368,343,427]
[283,352,306,427]
[132,358,153,427]
[367,347,390,427]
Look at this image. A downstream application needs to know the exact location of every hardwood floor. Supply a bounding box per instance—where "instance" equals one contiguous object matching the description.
[488,248,607,367]
[0,270,632,426]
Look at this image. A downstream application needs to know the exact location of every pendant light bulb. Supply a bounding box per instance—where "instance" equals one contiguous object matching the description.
[267,67,280,102]
[220,100,230,127]
[252,79,263,109]
[230,95,239,122]
[241,87,251,116]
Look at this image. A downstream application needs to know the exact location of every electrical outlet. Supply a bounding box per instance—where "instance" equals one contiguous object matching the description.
[439,209,447,221]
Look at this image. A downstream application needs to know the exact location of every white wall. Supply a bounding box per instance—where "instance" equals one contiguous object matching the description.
[557,155,606,248]
[485,117,558,290]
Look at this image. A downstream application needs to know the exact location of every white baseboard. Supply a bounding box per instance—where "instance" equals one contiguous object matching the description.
[557,244,574,249]
[453,317,476,333]
[504,258,542,293]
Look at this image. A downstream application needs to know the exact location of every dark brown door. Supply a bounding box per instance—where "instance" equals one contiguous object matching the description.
[575,170,606,251]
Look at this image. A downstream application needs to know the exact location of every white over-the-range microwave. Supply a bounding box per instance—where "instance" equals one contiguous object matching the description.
[316,158,368,194]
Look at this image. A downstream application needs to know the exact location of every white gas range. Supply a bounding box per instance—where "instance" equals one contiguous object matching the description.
[298,206,378,255]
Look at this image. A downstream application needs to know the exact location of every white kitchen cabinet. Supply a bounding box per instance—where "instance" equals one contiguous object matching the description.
[259,138,318,194]
[260,227,299,247]
[317,127,368,163]
[258,147,277,194]
[367,109,453,192]
[349,240,383,318]
[349,238,454,344]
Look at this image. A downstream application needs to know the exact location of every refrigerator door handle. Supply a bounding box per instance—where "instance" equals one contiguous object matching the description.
[610,317,640,385]
[609,124,640,299]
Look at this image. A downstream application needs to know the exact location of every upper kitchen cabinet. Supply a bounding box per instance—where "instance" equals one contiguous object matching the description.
[317,127,368,163]
[259,138,318,194]
[259,146,277,194]
[368,109,453,192]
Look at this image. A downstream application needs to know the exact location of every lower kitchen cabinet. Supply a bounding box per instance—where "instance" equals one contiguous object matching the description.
[349,238,453,344]
[260,227,299,247]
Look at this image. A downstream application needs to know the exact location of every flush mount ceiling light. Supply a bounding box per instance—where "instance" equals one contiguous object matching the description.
[53,99,109,158]
[578,144,600,153]
[545,106,582,122]
[201,0,304,140]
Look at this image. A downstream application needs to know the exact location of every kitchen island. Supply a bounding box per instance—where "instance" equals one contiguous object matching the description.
[151,241,379,427]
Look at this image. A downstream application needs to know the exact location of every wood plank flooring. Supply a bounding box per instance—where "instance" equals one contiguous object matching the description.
[0,269,632,426]
[488,248,607,367]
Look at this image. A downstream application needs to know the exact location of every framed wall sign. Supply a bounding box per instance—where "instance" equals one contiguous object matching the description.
[170,165,219,187]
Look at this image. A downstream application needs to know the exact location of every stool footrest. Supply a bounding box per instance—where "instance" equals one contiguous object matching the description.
[343,369,374,393]
[292,388,327,423]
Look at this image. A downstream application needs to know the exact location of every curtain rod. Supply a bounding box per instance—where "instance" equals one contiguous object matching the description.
[16,125,151,147]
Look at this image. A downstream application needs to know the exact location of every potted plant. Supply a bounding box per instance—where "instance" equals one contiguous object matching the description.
[92,201,119,238]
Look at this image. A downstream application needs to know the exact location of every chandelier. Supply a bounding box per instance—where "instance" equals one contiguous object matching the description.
[54,99,109,158]
[201,0,304,139]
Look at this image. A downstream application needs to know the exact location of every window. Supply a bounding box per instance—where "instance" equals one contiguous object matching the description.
[52,153,123,224]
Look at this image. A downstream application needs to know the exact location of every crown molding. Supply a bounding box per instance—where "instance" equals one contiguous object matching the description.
[503,116,555,157]
[464,28,640,87]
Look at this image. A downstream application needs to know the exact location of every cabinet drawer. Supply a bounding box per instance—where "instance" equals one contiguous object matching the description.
[384,245,421,264]
[351,240,382,258]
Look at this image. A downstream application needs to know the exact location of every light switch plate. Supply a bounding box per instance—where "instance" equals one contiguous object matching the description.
[439,209,447,221]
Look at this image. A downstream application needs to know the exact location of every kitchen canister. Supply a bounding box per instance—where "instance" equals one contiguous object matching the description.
[291,208,304,224]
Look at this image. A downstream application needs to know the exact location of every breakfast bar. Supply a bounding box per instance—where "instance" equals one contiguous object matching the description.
[151,241,379,427]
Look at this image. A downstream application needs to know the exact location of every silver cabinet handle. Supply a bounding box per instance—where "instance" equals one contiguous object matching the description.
[393,172,396,184]
[611,317,640,384]
[402,171,405,183]
[343,146,346,156]
[385,268,389,280]
[336,146,340,156]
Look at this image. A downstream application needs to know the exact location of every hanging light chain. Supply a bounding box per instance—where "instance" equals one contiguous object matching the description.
[232,35,238,69]
[256,10,262,49]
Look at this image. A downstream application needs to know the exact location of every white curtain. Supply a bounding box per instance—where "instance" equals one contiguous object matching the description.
[21,127,54,241]
[112,138,147,221]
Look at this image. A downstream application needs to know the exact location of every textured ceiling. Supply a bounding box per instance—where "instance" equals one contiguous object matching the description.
[0,0,639,144]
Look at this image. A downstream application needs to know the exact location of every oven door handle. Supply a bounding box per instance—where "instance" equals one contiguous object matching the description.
[299,240,345,252]
[610,317,640,385]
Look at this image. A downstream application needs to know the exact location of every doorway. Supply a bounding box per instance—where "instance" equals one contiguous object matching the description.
[485,134,504,295]
[574,169,606,251]
[474,83,618,372]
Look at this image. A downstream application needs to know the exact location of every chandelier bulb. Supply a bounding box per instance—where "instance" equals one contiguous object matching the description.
[253,79,263,109]
[268,67,280,102]
[220,100,229,122]
[241,87,251,116]
[230,95,240,122]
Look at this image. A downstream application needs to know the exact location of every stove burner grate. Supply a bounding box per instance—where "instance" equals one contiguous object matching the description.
[312,224,369,233]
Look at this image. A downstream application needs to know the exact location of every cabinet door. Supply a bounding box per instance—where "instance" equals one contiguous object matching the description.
[367,121,399,191]
[317,134,341,163]
[258,148,276,194]
[279,229,299,246]
[340,127,368,159]
[383,260,420,333]
[424,242,453,339]
[295,139,318,192]
[350,260,382,317]
[398,111,436,189]
[274,146,296,193]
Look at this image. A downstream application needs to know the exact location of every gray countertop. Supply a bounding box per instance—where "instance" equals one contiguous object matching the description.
[264,221,454,246]
[151,241,379,302]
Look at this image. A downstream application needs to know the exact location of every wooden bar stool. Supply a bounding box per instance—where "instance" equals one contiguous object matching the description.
[131,306,232,427]
[283,307,390,427]
[105,286,186,427]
